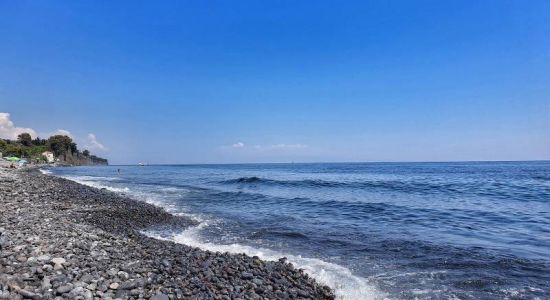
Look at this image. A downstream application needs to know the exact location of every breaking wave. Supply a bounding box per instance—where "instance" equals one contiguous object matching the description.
[220,176,549,200]
[144,224,385,300]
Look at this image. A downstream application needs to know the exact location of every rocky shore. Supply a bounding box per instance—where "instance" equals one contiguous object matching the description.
[0,169,334,300]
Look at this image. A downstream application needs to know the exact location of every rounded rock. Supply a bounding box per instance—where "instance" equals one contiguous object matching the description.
[109,282,119,290]
[51,257,66,265]
[57,284,73,294]
[37,255,51,262]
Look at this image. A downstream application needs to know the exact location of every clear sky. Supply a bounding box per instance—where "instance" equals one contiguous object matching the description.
[1,1,548,164]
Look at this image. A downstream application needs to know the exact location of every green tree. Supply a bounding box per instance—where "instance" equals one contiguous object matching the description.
[47,135,73,157]
[17,133,32,146]
[32,137,46,146]
[27,145,48,157]
[70,142,78,153]
[3,143,22,157]
[82,149,90,156]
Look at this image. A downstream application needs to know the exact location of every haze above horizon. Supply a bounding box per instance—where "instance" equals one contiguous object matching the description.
[1,1,548,164]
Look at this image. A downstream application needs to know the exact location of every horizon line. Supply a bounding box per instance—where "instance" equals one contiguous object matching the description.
[106,159,550,166]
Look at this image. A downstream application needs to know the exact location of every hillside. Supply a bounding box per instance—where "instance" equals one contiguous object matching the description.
[0,133,108,166]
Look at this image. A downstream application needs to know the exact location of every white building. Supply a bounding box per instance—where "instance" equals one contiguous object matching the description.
[42,151,55,163]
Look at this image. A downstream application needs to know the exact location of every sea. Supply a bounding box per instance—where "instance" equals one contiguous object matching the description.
[43,161,550,299]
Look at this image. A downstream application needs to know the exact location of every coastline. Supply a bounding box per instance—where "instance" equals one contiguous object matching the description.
[0,168,334,299]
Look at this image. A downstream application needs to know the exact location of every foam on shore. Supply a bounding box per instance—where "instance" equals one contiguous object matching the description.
[146,224,385,300]
[58,174,203,222]
[62,175,130,193]
[39,169,52,175]
[49,171,384,300]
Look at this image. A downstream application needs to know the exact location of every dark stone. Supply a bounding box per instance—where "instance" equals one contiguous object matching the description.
[150,292,169,300]
[241,272,253,280]
[56,284,72,294]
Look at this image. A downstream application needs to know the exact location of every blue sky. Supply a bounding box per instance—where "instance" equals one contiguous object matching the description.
[1,1,548,164]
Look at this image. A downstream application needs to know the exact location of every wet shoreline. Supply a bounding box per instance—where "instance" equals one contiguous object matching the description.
[0,168,334,299]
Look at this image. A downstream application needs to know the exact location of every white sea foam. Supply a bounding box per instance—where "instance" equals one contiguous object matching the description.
[160,186,190,193]
[145,224,385,300]
[62,175,130,193]
[69,175,119,181]
[39,169,52,175]
[61,175,203,222]
[59,172,384,299]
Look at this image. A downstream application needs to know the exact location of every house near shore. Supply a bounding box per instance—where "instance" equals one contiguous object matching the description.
[42,151,55,163]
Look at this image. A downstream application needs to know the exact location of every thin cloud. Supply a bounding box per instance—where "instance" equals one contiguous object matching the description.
[221,142,245,149]
[85,133,106,151]
[223,142,308,151]
[0,112,37,139]
[254,143,308,150]
[49,129,73,138]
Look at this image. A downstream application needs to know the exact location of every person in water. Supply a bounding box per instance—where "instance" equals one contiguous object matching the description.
[117,168,121,174]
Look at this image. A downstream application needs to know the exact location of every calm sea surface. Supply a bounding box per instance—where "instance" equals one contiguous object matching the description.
[47,161,550,299]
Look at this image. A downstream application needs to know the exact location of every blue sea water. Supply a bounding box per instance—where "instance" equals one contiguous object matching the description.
[47,161,550,299]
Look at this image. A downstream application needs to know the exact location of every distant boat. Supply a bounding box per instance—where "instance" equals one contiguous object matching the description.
[138,162,144,166]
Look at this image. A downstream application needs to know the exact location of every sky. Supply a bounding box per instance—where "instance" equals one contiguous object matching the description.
[0,1,548,164]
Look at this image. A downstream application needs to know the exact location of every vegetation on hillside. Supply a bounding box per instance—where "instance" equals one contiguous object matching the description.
[0,133,105,163]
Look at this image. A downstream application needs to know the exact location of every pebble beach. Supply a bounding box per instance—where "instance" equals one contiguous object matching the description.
[0,168,334,300]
